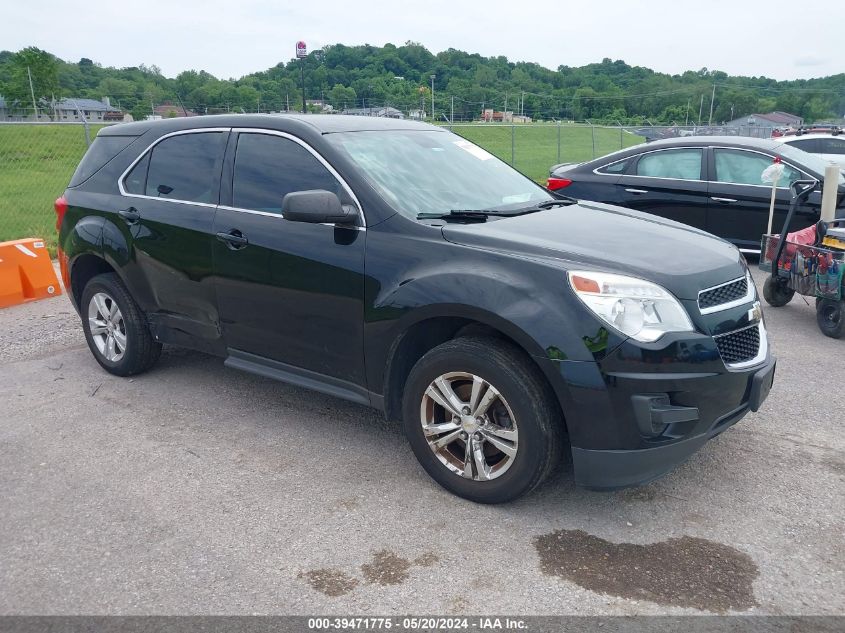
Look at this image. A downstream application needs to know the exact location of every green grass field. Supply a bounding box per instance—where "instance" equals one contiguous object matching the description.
[0,123,643,255]
[448,123,644,181]
[0,124,104,253]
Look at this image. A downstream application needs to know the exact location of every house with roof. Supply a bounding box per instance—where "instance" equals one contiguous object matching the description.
[341,106,405,119]
[1,96,125,122]
[54,97,124,122]
[152,103,198,118]
[726,111,803,132]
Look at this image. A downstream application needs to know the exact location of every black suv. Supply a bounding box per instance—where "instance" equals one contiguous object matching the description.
[57,115,775,503]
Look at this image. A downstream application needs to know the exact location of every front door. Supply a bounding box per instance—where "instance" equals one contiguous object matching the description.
[707,148,820,251]
[212,130,367,386]
[616,147,709,230]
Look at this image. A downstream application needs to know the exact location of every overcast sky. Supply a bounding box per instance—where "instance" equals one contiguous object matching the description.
[2,0,839,81]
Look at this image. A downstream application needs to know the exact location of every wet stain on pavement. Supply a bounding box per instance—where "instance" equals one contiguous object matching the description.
[533,529,758,612]
[361,549,412,585]
[414,552,440,567]
[823,455,845,476]
[298,568,359,597]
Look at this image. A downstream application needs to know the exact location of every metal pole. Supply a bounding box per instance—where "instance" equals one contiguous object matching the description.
[590,121,596,158]
[27,66,39,121]
[300,58,306,114]
[430,75,435,122]
[511,124,515,166]
[557,119,561,163]
[450,96,454,128]
[708,83,716,126]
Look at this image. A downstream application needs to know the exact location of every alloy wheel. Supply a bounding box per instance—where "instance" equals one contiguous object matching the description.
[419,371,519,481]
[87,292,127,362]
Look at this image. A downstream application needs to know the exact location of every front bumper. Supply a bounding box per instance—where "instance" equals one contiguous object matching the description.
[571,359,774,489]
[548,329,776,489]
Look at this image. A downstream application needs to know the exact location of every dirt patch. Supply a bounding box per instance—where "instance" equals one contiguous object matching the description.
[298,568,359,597]
[361,549,412,585]
[533,529,758,612]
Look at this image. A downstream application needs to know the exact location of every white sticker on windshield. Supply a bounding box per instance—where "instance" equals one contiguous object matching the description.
[453,140,494,161]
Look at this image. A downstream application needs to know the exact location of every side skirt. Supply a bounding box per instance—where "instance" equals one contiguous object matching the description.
[224,348,381,410]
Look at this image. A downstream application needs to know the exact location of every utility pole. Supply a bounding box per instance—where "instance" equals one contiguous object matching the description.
[27,66,39,121]
[708,83,716,126]
[430,74,435,122]
[698,94,704,125]
[685,99,690,126]
[504,93,508,116]
[300,57,306,114]
[521,90,525,116]
[450,95,454,124]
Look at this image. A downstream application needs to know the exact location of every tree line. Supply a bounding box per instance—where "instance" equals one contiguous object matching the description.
[1,43,843,124]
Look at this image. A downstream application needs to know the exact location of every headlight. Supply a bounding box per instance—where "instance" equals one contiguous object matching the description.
[568,271,694,343]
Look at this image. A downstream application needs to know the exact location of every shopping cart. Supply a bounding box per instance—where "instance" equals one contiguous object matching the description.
[760,179,845,338]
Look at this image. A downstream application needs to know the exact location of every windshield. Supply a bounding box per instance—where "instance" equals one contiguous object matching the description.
[777,143,845,185]
[325,129,554,219]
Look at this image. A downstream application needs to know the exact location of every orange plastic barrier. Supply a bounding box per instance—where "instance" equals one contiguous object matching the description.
[0,238,62,309]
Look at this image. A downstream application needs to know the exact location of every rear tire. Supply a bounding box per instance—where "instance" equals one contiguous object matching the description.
[402,336,563,504]
[81,272,162,376]
[817,299,845,339]
[763,277,794,307]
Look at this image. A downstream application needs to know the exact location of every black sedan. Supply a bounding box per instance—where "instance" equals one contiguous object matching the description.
[548,136,845,252]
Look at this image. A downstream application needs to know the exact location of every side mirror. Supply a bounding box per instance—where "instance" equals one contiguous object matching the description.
[281,190,357,224]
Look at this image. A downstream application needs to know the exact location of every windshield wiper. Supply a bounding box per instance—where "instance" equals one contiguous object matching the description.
[516,197,579,211]
[416,209,524,222]
[417,197,578,222]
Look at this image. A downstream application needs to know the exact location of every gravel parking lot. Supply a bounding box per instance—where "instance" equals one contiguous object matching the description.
[0,268,842,616]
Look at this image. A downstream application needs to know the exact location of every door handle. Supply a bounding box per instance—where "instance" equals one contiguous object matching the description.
[216,230,249,250]
[711,197,737,203]
[118,207,140,224]
[625,188,648,194]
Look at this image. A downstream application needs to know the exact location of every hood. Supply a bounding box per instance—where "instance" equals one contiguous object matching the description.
[441,201,745,300]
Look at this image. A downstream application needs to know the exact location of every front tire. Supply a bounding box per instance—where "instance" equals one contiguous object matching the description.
[817,299,845,339]
[402,337,563,504]
[81,272,162,376]
[763,277,794,307]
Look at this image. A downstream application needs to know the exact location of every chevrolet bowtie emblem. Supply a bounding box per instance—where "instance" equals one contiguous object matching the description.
[748,301,763,324]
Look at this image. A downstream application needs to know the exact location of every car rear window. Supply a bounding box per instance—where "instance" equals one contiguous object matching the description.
[68,135,137,187]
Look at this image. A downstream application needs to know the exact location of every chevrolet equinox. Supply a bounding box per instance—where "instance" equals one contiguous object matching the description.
[56,115,776,503]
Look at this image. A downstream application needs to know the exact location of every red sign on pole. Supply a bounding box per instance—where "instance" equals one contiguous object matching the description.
[296,41,307,58]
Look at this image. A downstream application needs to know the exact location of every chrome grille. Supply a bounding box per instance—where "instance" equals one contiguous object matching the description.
[699,277,749,311]
[714,324,760,365]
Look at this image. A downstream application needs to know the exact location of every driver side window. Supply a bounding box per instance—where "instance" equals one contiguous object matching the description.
[232,133,343,215]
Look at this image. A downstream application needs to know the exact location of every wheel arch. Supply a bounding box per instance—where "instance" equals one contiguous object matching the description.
[381,306,567,431]
[68,253,117,311]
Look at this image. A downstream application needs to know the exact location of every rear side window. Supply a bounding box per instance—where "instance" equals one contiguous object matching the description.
[636,149,702,180]
[597,158,629,174]
[232,133,342,214]
[69,136,136,187]
[124,132,225,203]
[788,138,819,153]
[820,138,845,155]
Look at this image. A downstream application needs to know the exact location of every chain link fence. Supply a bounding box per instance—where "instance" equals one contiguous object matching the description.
[0,122,106,253]
[0,120,781,255]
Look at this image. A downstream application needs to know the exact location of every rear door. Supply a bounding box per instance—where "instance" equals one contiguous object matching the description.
[616,147,709,230]
[707,147,819,251]
[119,129,228,343]
[212,129,367,386]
